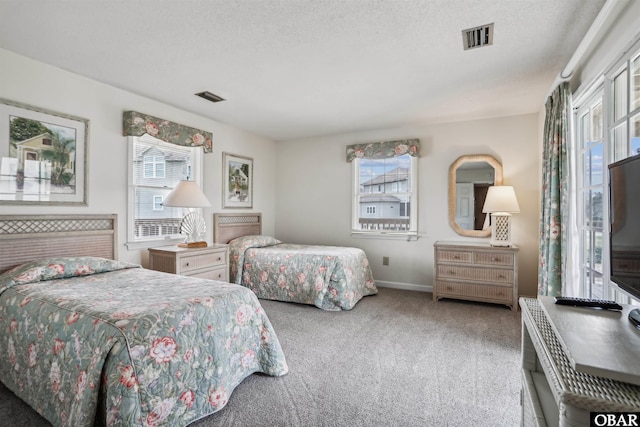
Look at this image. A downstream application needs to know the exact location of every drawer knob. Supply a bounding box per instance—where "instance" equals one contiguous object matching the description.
[492,257,500,262]
[185,262,190,267]
[448,270,455,275]
[453,255,460,260]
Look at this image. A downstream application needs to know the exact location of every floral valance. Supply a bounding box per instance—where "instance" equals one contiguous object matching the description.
[122,111,212,153]
[346,138,420,162]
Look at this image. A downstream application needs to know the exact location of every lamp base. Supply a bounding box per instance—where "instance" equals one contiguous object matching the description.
[490,213,513,247]
[177,241,208,248]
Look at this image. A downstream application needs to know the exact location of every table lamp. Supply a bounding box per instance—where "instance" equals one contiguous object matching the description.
[163,180,211,248]
[482,185,520,247]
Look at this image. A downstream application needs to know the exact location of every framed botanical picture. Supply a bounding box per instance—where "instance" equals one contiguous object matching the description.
[0,98,88,205]
[222,152,253,208]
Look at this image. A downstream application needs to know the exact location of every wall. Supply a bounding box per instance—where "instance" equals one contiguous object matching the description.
[571,0,640,96]
[0,47,541,296]
[0,48,277,266]
[275,114,541,297]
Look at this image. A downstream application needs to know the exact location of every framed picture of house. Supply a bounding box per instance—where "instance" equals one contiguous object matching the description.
[222,152,253,208]
[0,98,88,205]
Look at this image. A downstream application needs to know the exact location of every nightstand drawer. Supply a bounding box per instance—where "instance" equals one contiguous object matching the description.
[189,265,227,281]
[180,251,226,273]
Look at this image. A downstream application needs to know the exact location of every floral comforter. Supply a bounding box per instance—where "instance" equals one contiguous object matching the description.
[229,236,377,311]
[0,257,288,426]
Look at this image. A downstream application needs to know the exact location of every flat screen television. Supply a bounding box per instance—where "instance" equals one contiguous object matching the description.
[608,153,640,327]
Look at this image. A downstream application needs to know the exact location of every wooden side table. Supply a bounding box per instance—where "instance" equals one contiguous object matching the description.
[148,244,229,282]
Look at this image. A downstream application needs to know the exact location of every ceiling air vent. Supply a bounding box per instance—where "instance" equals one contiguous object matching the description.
[462,23,494,50]
[195,91,225,103]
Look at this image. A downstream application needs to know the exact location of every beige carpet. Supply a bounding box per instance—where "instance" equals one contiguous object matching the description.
[0,288,522,426]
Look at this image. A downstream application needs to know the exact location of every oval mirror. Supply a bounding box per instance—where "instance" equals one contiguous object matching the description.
[448,155,503,237]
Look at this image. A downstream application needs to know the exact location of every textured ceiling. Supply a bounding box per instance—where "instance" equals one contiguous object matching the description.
[0,0,606,141]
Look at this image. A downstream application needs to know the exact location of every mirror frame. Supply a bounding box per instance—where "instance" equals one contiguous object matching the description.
[448,155,503,237]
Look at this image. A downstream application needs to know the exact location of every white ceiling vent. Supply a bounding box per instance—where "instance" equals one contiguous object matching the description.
[462,23,494,50]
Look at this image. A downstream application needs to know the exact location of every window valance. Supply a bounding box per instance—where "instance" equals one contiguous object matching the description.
[345,138,420,162]
[122,111,212,153]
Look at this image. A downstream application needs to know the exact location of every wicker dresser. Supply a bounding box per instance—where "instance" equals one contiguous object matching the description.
[433,241,518,311]
[520,297,640,426]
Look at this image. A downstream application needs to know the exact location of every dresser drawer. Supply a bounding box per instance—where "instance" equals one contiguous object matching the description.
[474,251,514,267]
[436,249,473,264]
[180,251,226,273]
[436,265,514,284]
[435,280,513,302]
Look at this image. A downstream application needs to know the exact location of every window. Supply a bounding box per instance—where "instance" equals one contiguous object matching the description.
[352,154,418,236]
[144,155,165,178]
[576,93,605,299]
[127,134,202,249]
[153,195,164,211]
[574,40,640,303]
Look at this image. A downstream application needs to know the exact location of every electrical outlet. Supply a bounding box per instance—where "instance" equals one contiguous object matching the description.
[382,256,389,266]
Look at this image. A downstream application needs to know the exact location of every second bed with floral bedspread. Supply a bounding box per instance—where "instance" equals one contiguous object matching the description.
[229,236,377,311]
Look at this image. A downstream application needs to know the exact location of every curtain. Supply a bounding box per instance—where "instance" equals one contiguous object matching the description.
[346,139,420,162]
[538,82,571,296]
[122,111,212,153]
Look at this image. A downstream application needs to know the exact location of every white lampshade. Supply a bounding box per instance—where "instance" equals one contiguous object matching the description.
[482,185,520,214]
[163,180,211,208]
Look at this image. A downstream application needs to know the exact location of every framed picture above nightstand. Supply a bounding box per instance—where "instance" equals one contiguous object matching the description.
[148,244,229,282]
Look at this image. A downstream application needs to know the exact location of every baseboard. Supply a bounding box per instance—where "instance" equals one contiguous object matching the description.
[375,280,432,293]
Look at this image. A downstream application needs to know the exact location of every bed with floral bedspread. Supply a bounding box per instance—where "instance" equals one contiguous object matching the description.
[229,236,377,311]
[0,257,288,427]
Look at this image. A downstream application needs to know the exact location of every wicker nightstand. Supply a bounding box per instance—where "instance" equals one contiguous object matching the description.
[148,244,229,282]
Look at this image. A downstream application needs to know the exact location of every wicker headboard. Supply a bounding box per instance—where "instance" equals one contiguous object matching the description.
[213,213,262,244]
[0,214,118,273]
